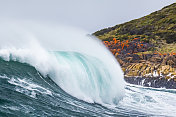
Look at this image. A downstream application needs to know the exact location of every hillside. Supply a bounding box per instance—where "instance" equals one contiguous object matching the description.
[93,3,176,88]
[93,3,176,53]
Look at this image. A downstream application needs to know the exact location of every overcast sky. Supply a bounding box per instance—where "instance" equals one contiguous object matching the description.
[0,0,176,33]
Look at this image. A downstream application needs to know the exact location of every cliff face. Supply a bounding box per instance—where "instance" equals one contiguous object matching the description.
[119,54,176,79]
[101,37,176,80]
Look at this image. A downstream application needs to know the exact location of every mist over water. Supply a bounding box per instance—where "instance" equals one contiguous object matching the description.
[0,20,125,104]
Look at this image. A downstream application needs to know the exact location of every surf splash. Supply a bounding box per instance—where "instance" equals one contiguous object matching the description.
[0,21,125,104]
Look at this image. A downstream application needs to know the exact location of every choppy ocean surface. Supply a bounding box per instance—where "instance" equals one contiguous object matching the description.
[0,51,176,117]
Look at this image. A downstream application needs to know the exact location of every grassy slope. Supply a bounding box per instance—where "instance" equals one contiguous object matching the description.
[93,3,176,53]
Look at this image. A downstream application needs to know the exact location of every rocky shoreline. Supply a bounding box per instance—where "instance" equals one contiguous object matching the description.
[125,77,176,89]
[118,53,176,89]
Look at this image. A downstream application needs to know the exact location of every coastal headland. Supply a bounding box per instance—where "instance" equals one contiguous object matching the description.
[93,3,176,88]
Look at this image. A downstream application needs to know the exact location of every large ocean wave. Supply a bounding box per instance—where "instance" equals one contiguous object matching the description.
[0,48,124,104]
[0,21,125,105]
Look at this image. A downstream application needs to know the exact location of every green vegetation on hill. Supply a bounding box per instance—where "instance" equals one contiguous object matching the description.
[93,3,176,47]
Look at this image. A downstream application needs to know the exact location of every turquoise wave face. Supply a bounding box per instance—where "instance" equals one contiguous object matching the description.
[50,51,124,104]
